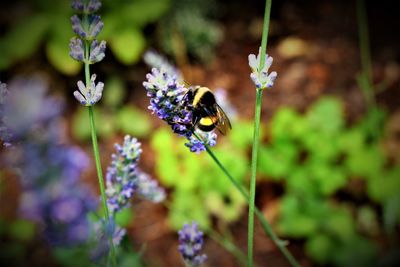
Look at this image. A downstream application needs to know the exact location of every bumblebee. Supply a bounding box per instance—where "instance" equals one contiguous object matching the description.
[185,86,232,135]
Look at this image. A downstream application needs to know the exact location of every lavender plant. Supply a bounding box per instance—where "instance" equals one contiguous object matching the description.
[142,48,298,266]
[0,78,96,246]
[69,0,117,264]
[178,222,207,267]
[246,1,283,266]
[143,67,217,153]
[105,135,165,214]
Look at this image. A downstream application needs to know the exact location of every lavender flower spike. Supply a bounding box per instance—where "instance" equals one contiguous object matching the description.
[143,67,217,153]
[106,135,142,213]
[248,47,277,90]
[73,74,104,106]
[178,222,207,266]
[105,135,165,213]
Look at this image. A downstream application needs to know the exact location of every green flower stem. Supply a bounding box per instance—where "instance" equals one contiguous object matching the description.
[193,133,300,267]
[248,0,272,266]
[82,26,116,267]
[248,89,263,267]
[88,99,117,267]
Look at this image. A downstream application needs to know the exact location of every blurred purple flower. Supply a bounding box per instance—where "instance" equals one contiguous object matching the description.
[143,50,182,79]
[0,78,63,146]
[106,135,165,214]
[248,47,277,90]
[178,222,207,266]
[137,172,166,203]
[214,88,238,120]
[0,77,97,247]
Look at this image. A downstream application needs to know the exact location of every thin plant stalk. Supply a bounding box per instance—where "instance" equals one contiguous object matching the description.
[193,132,300,267]
[82,18,117,267]
[248,0,272,266]
[356,0,375,107]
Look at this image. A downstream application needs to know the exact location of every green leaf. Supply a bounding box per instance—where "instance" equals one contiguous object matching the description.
[346,143,385,179]
[270,107,301,141]
[46,37,81,75]
[72,108,91,141]
[367,166,400,203]
[210,147,248,193]
[205,189,245,222]
[120,0,171,27]
[306,97,344,135]
[45,11,81,75]
[109,28,146,65]
[305,233,335,264]
[286,167,315,194]
[9,220,35,241]
[383,194,400,233]
[0,14,49,69]
[308,159,347,195]
[72,107,116,141]
[357,206,379,236]
[258,141,298,179]
[324,208,355,242]
[54,247,96,267]
[103,76,126,108]
[278,196,319,237]
[116,106,152,138]
[115,207,134,228]
[169,191,210,230]
[151,128,181,186]
[334,236,378,267]
[228,120,254,150]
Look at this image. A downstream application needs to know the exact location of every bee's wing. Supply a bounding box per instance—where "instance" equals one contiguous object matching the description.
[214,104,232,135]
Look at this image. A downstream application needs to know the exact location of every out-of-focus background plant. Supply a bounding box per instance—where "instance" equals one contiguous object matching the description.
[1,0,400,266]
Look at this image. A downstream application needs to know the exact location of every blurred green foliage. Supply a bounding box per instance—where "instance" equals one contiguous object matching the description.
[71,76,153,140]
[158,0,222,63]
[0,218,36,265]
[151,120,253,230]
[0,0,171,74]
[259,96,400,266]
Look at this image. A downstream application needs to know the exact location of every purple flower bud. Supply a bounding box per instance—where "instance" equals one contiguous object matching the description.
[87,15,104,39]
[69,37,84,62]
[89,39,106,63]
[73,74,104,106]
[185,131,217,153]
[71,0,84,12]
[72,0,101,14]
[87,0,102,13]
[178,222,207,266]
[71,15,87,38]
[248,47,277,90]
